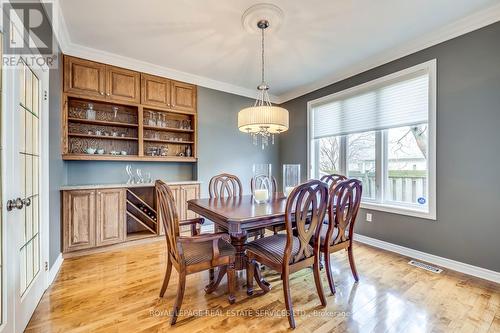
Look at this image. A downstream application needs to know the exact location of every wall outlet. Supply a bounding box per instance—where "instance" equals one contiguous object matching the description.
[366,213,373,222]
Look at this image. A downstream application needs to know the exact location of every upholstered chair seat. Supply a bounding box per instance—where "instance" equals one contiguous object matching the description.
[245,234,314,264]
[183,238,235,265]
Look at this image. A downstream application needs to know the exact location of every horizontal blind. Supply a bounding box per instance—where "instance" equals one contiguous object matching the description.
[312,70,429,139]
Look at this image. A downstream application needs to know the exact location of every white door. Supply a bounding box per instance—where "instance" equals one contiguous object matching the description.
[2,49,50,332]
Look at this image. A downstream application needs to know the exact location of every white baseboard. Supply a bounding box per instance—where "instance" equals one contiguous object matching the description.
[46,253,64,288]
[354,233,500,284]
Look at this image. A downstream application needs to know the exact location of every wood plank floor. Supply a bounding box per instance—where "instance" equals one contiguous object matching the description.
[26,239,499,333]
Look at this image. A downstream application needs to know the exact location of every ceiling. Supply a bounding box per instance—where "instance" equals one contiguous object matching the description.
[59,0,500,102]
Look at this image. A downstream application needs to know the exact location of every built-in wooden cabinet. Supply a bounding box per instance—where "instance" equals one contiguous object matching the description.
[62,182,200,255]
[141,73,171,108]
[62,55,197,162]
[182,184,200,220]
[96,189,126,246]
[106,66,140,104]
[63,190,96,252]
[171,81,197,113]
[64,56,106,98]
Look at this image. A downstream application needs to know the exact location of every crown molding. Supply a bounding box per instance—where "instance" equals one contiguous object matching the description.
[275,3,500,104]
[51,0,500,105]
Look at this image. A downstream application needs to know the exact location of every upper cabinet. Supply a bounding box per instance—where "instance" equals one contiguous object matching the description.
[141,73,171,109]
[64,56,106,98]
[106,66,141,103]
[63,55,196,113]
[171,81,197,113]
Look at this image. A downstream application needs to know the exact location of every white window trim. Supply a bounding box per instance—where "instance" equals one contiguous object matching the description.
[307,59,437,220]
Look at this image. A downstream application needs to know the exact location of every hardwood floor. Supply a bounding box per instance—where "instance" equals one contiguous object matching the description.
[26,238,499,332]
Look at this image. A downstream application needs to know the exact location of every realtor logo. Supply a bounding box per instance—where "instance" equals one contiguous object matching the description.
[3,1,57,68]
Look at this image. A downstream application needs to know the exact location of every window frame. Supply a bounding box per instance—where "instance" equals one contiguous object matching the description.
[307,59,437,220]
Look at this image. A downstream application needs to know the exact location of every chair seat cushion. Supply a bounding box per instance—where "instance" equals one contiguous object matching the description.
[182,239,235,265]
[246,234,314,264]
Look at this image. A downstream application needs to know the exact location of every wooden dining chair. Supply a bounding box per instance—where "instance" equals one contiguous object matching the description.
[319,178,362,295]
[320,174,347,190]
[246,179,329,329]
[209,173,243,198]
[155,180,236,325]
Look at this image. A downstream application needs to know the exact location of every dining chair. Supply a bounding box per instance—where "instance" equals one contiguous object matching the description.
[155,180,236,325]
[319,178,362,295]
[320,174,347,190]
[246,179,329,329]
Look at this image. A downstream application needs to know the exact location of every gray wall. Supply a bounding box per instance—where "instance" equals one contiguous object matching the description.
[48,47,66,266]
[279,22,500,272]
[197,87,280,196]
[65,161,194,185]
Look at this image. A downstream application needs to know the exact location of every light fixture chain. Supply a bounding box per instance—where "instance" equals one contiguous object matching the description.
[261,24,265,85]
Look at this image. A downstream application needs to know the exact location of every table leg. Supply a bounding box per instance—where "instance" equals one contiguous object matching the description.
[230,232,247,271]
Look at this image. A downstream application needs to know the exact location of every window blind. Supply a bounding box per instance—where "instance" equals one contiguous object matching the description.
[311,70,429,139]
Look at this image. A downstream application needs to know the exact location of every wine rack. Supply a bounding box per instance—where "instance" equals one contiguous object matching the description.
[126,188,158,239]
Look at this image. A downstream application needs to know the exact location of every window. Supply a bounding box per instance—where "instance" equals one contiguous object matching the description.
[308,60,436,219]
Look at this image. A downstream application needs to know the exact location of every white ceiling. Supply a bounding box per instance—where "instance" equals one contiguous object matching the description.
[59,0,500,102]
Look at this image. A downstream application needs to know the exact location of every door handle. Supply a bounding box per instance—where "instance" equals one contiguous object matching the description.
[23,198,31,207]
[7,198,24,211]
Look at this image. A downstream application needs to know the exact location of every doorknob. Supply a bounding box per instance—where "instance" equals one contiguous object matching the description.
[23,198,31,207]
[7,198,24,211]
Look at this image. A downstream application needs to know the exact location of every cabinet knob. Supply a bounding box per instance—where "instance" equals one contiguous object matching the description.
[100,92,104,95]
[106,93,110,96]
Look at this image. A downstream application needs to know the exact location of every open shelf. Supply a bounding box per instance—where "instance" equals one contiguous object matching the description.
[143,138,194,144]
[143,125,194,133]
[68,117,139,128]
[68,133,139,141]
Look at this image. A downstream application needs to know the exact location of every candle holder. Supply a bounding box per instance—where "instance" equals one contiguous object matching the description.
[252,164,272,204]
[283,164,301,197]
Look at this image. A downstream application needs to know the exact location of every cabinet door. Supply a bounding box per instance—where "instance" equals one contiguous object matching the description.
[182,184,200,220]
[106,66,140,103]
[63,190,96,252]
[159,185,182,235]
[96,189,126,246]
[171,81,196,112]
[141,74,171,108]
[64,56,106,98]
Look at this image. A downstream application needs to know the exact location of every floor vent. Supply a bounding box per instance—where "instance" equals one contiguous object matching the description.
[408,260,443,274]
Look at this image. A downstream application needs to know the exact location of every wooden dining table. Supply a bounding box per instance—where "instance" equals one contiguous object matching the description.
[187,194,289,271]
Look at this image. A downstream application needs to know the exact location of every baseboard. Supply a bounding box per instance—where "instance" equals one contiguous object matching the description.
[354,233,500,284]
[47,253,64,288]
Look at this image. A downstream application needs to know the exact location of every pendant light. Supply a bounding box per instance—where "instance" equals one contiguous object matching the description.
[238,19,289,149]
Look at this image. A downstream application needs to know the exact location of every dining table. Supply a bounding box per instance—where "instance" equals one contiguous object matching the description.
[187,193,289,271]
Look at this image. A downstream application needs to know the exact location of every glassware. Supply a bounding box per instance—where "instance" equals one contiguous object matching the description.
[144,172,152,183]
[112,106,118,120]
[126,164,136,184]
[86,103,95,120]
[283,164,301,197]
[185,145,192,157]
[136,169,144,183]
[252,164,272,204]
[148,112,156,126]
